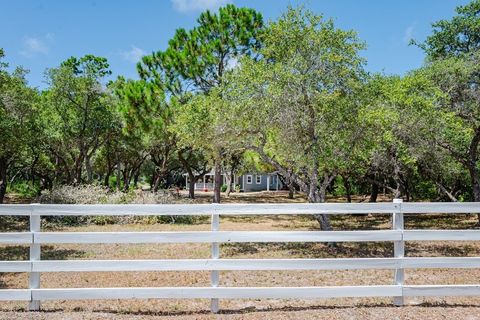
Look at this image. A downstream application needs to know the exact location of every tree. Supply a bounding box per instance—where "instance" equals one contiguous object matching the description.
[172,89,245,200]
[138,4,264,203]
[0,49,40,203]
[415,0,480,211]
[422,55,480,204]
[111,77,176,191]
[42,55,114,185]
[414,0,480,59]
[221,7,366,229]
[360,73,448,202]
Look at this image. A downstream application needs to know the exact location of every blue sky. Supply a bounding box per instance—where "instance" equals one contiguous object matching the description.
[0,0,470,89]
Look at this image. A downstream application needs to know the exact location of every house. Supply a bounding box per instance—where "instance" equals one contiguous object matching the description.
[183,171,283,192]
[237,172,282,192]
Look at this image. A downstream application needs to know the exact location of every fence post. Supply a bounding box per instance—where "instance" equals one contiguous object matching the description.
[392,198,404,306]
[29,203,41,311]
[210,206,220,313]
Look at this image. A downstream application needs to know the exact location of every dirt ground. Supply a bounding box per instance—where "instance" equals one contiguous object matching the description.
[1,191,480,319]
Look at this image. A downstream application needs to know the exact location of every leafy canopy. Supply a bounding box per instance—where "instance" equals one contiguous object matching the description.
[220,6,366,202]
[416,0,480,59]
[138,4,263,94]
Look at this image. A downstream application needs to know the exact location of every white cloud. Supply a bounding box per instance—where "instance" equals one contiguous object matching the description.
[171,0,230,13]
[403,25,415,44]
[19,35,52,58]
[121,46,146,63]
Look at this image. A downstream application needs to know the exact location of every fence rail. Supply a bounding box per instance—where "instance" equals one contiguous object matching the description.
[0,201,479,312]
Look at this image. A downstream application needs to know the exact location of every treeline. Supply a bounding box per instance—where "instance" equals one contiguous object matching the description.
[1,3,480,228]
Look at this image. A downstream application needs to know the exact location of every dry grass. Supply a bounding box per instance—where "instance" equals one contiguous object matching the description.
[1,191,480,319]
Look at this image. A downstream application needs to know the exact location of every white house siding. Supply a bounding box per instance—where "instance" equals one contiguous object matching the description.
[185,172,282,192]
[239,173,281,192]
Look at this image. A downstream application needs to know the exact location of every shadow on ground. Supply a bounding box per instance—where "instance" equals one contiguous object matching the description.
[16,301,480,318]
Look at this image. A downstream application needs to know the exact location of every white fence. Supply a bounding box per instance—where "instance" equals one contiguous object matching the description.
[0,201,480,312]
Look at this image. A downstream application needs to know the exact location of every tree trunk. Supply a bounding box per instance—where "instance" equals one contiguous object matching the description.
[74,165,83,185]
[153,164,171,190]
[468,128,480,204]
[213,159,222,204]
[122,168,132,192]
[393,187,401,199]
[40,176,53,191]
[470,168,480,202]
[153,171,161,192]
[133,171,140,187]
[104,168,112,188]
[435,182,458,202]
[188,177,196,199]
[116,162,121,191]
[251,146,333,230]
[178,150,198,199]
[0,157,8,204]
[288,182,294,199]
[53,156,60,185]
[73,150,85,185]
[151,152,169,192]
[468,166,480,223]
[343,176,352,203]
[225,171,232,197]
[369,182,379,203]
[309,173,333,231]
[85,155,93,184]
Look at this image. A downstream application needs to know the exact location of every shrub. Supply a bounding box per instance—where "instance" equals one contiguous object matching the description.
[7,181,40,198]
[38,185,200,226]
[39,185,112,204]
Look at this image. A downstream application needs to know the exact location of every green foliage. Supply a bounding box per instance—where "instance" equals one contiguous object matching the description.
[41,54,116,185]
[140,215,198,225]
[172,89,243,164]
[112,77,167,133]
[3,2,480,207]
[91,215,117,225]
[7,181,40,198]
[331,176,359,198]
[0,54,40,160]
[138,4,263,93]
[414,0,480,202]
[221,6,366,205]
[136,4,264,201]
[0,49,41,203]
[61,55,112,77]
[415,0,480,59]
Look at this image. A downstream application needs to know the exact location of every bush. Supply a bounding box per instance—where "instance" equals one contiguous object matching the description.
[140,215,198,224]
[38,185,199,226]
[7,181,40,198]
[39,185,114,204]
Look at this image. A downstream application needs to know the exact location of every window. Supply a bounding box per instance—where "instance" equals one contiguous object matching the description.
[256,175,262,184]
[246,175,253,184]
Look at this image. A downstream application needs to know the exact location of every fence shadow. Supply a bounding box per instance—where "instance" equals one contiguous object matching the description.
[0,245,85,261]
[223,241,395,258]
[0,245,86,289]
[23,301,480,317]
[0,216,29,232]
